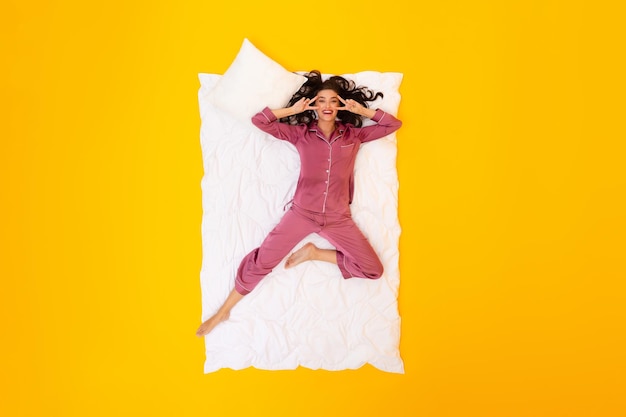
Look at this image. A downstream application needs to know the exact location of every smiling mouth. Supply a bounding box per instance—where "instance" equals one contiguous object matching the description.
[322,110,333,115]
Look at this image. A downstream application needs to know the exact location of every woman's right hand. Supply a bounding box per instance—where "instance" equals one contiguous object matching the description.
[269,97,319,119]
[291,96,318,114]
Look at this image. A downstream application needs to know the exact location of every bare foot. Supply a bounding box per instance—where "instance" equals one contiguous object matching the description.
[285,242,317,269]
[196,311,229,337]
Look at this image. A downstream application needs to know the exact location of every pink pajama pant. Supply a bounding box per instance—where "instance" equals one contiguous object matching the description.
[234,204,384,295]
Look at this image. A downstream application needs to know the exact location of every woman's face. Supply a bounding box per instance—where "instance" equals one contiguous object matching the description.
[315,89,341,122]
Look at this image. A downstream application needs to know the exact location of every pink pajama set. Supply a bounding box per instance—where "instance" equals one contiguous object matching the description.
[234,107,402,295]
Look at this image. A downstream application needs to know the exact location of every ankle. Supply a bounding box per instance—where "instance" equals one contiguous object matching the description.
[310,244,320,260]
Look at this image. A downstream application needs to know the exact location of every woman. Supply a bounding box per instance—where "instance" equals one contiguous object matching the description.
[196,71,402,337]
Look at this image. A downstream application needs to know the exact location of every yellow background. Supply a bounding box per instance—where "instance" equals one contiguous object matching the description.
[2,0,624,416]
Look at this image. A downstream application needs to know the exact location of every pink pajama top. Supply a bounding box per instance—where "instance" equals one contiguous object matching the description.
[251,107,402,213]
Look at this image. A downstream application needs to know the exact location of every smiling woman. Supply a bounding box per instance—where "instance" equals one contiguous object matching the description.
[196,70,402,338]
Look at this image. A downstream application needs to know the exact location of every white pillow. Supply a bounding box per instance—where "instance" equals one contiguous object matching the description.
[206,38,306,123]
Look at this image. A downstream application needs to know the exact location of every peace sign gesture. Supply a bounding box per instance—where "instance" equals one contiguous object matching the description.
[291,96,319,114]
[338,96,377,119]
[338,96,365,115]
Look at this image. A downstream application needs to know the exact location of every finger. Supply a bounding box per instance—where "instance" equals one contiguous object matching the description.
[308,96,318,105]
[338,100,354,111]
[348,99,359,108]
[337,96,350,110]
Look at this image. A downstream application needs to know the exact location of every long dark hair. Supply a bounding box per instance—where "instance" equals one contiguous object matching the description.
[281,70,383,127]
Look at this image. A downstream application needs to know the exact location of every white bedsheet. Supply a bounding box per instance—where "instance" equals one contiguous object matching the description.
[198,72,404,373]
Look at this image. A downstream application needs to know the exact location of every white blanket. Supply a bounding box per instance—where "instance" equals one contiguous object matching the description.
[198,71,404,373]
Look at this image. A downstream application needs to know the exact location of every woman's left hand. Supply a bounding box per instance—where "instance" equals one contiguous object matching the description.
[338,96,364,115]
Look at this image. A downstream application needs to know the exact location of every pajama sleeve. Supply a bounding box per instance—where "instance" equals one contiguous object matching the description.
[251,107,307,145]
[355,109,402,144]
